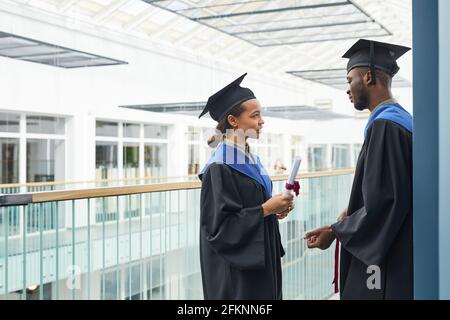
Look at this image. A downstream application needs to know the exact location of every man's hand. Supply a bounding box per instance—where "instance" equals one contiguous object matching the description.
[304,225,336,250]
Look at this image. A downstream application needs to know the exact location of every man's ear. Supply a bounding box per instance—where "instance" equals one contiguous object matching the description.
[363,70,373,86]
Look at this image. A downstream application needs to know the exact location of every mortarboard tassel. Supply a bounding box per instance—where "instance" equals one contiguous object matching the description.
[370,41,377,85]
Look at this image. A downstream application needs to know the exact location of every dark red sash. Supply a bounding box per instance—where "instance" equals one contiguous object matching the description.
[333,239,340,293]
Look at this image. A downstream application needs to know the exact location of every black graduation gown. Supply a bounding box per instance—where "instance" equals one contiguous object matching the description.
[331,119,413,300]
[199,163,285,300]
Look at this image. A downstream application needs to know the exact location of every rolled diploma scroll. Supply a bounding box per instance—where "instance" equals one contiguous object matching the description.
[283,156,302,196]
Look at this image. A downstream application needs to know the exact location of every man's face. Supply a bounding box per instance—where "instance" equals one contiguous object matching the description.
[346,68,370,111]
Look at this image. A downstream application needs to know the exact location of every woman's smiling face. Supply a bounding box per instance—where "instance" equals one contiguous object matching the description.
[228,98,265,140]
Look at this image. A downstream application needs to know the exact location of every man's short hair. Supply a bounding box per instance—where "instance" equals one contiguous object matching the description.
[357,67,392,88]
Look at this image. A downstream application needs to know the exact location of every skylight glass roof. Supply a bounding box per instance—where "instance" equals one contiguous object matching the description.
[143,0,391,46]
[0,31,128,68]
[2,0,411,79]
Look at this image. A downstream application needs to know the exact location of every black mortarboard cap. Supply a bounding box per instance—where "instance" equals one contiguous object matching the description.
[342,39,411,84]
[198,73,256,121]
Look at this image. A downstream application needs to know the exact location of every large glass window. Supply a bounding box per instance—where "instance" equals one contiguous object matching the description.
[187,127,201,175]
[123,143,139,179]
[123,123,140,138]
[187,126,201,142]
[144,143,167,177]
[188,144,200,175]
[96,121,119,181]
[1,113,65,236]
[332,144,351,169]
[0,138,19,184]
[253,133,282,175]
[187,127,214,176]
[0,112,20,132]
[1,114,67,184]
[96,121,118,137]
[26,139,64,182]
[26,115,65,135]
[145,125,167,139]
[308,145,328,171]
[25,116,65,183]
[96,121,169,181]
[96,141,118,180]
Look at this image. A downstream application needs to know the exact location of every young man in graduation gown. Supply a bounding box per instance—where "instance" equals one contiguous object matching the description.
[198,74,294,300]
[304,39,413,300]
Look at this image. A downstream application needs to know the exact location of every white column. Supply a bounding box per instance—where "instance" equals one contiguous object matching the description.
[327,144,333,170]
[18,114,26,237]
[64,115,75,183]
[168,124,188,177]
[19,113,26,186]
[139,124,145,179]
[86,114,97,183]
[118,122,124,180]
[299,138,308,172]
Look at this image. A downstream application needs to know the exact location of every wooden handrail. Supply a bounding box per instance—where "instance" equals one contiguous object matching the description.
[32,181,201,203]
[0,168,355,205]
[0,175,198,188]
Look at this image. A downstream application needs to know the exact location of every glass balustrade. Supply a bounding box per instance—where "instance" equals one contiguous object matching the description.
[0,172,353,300]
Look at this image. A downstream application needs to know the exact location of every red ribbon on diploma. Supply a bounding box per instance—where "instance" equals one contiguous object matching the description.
[332,239,340,294]
[285,181,300,196]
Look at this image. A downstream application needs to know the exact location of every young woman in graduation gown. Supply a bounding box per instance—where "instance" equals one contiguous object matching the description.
[198,74,294,300]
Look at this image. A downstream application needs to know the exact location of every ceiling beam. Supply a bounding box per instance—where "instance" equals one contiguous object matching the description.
[173,25,207,46]
[188,0,270,53]
[148,17,183,39]
[123,7,157,31]
[59,0,82,13]
[93,0,134,24]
